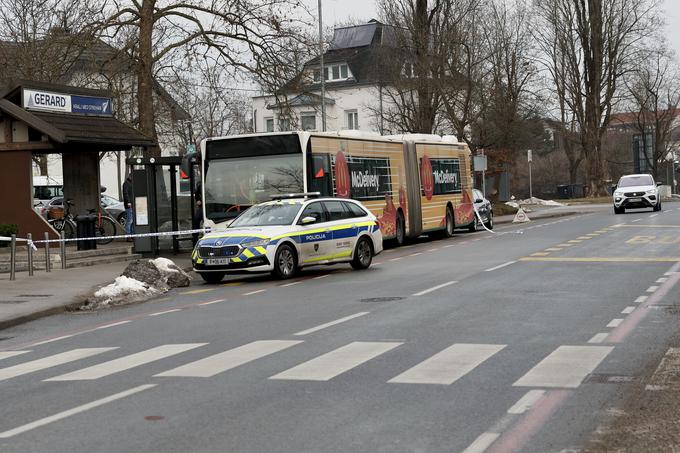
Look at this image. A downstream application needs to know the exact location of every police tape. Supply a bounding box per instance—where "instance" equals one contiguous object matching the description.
[0,228,212,250]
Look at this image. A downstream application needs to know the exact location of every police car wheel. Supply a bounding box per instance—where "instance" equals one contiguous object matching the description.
[351,237,373,270]
[200,272,225,284]
[273,244,297,279]
[485,212,493,230]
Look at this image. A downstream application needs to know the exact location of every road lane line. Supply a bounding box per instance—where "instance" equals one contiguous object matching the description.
[293,312,369,336]
[657,277,668,283]
[513,346,613,388]
[181,288,215,295]
[0,348,117,381]
[96,320,131,330]
[46,344,207,381]
[621,306,635,314]
[198,299,226,306]
[412,281,458,296]
[588,333,609,344]
[428,248,438,252]
[485,261,517,272]
[32,335,75,346]
[155,340,302,378]
[521,257,680,263]
[607,319,624,327]
[544,248,562,252]
[0,384,156,438]
[409,252,423,257]
[650,214,659,218]
[222,282,243,287]
[635,295,648,303]
[507,390,545,414]
[313,274,330,280]
[389,257,403,262]
[388,343,505,385]
[462,432,500,453]
[243,289,266,296]
[0,351,30,361]
[270,341,401,381]
[576,236,592,240]
[647,286,659,292]
[281,280,303,287]
[568,240,582,243]
[148,309,182,317]
[557,243,573,247]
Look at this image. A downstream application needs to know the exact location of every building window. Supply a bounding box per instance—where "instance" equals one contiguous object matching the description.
[265,117,274,132]
[340,64,348,79]
[301,113,317,131]
[313,69,321,82]
[279,116,291,131]
[345,110,359,130]
[332,65,340,79]
[314,63,352,82]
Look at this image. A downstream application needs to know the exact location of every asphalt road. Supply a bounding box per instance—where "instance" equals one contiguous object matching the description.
[2,203,680,453]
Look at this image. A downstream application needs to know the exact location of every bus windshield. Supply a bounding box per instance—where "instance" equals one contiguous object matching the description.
[204,154,304,223]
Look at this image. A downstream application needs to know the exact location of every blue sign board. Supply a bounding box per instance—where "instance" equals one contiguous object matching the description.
[71,95,112,116]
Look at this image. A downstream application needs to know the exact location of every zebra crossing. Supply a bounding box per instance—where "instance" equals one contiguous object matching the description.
[0,341,612,389]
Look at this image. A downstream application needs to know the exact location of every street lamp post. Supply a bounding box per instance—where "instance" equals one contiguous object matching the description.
[527,149,533,200]
[318,0,326,132]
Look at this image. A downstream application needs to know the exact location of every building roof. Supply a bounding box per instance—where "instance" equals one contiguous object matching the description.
[266,93,335,110]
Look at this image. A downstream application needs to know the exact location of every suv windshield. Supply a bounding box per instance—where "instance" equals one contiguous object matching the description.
[229,203,301,227]
[618,175,654,187]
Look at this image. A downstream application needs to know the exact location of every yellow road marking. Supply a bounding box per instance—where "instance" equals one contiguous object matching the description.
[520,257,680,263]
[181,288,216,295]
[222,282,244,287]
[614,225,680,229]
[531,252,551,257]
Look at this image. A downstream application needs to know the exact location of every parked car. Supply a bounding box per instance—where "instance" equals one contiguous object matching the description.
[40,196,126,225]
[192,194,383,282]
[467,189,493,231]
[613,174,662,214]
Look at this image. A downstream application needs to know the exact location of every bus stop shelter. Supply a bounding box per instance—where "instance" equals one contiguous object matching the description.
[0,81,154,244]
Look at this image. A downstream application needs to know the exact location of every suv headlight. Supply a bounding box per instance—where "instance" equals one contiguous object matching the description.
[614,191,623,197]
[241,238,270,248]
[646,189,657,194]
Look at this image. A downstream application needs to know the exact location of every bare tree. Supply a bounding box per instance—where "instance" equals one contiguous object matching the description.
[627,45,680,180]
[93,0,311,156]
[535,0,660,196]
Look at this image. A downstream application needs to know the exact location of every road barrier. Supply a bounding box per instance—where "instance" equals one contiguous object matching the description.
[1,228,211,280]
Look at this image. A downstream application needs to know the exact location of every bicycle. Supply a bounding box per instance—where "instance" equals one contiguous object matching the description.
[47,199,119,245]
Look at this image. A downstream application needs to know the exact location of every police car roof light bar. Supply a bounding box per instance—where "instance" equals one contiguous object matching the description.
[269,192,321,200]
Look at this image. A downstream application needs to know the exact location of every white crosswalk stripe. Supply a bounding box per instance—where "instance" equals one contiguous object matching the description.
[270,341,401,381]
[154,340,302,378]
[0,348,117,382]
[0,351,30,362]
[388,343,506,385]
[45,344,207,381]
[513,345,613,388]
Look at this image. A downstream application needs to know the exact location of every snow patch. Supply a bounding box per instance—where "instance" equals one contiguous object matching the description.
[151,257,179,274]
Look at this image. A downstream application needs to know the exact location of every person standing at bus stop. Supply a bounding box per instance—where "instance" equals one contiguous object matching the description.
[123,174,134,240]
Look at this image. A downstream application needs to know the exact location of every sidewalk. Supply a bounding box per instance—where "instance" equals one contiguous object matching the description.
[0,254,192,330]
[494,202,611,224]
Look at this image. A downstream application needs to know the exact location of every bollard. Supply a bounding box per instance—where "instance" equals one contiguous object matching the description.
[44,232,51,272]
[60,231,66,269]
[9,234,16,281]
[27,233,34,276]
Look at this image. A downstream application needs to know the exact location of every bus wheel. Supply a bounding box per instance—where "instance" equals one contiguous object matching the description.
[443,207,455,237]
[395,212,405,246]
[272,244,297,279]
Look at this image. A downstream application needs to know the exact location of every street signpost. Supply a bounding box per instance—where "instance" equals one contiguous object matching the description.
[527,149,533,200]
[473,153,488,197]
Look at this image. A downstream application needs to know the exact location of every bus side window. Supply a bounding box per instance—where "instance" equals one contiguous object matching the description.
[309,154,332,196]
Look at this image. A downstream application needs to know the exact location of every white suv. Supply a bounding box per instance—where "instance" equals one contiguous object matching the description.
[613,174,662,214]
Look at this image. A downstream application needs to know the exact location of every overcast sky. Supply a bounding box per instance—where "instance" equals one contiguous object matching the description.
[306,0,680,57]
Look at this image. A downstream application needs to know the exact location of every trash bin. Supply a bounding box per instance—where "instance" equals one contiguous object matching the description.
[75,215,97,250]
[556,184,570,199]
[569,184,585,198]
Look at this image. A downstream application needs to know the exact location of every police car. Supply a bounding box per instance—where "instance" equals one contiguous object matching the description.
[192,194,383,282]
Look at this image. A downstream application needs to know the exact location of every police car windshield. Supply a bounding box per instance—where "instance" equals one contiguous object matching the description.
[229,203,301,227]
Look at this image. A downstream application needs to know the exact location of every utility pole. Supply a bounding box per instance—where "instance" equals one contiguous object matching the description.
[318,0,326,132]
[527,149,533,200]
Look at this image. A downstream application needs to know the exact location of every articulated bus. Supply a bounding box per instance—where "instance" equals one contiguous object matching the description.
[200,131,475,245]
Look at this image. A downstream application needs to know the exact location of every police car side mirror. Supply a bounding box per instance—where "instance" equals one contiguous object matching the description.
[301,216,317,225]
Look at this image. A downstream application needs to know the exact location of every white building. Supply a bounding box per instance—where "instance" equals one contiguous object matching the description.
[252,20,393,134]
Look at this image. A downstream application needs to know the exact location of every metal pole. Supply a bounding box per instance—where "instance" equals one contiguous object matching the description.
[60,231,66,269]
[44,232,50,272]
[482,150,486,197]
[529,161,533,200]
[27,233,33,277]
[9,234,16,281]
[318,0,326,132]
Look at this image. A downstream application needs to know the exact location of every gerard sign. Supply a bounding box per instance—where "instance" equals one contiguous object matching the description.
[22,89,113,116]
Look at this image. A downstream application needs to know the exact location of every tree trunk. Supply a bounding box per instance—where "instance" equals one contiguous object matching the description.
[138,0,160,156]
[33,155,48,176]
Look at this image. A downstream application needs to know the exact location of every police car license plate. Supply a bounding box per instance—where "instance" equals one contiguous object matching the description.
[206,258,230,265]
[628,197,641,202]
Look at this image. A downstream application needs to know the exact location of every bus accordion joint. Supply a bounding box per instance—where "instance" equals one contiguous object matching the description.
[269,192,321,200]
